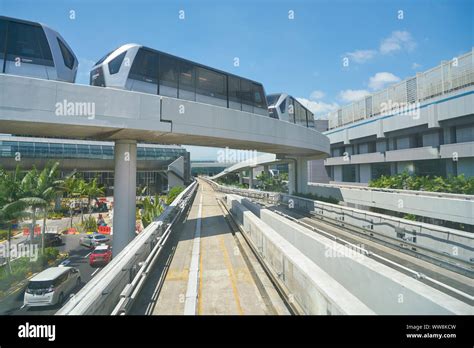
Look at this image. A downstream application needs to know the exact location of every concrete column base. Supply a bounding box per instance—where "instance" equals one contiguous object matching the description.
[112,140,137,255]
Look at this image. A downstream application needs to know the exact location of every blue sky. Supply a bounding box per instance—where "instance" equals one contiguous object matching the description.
[1,0,472,160]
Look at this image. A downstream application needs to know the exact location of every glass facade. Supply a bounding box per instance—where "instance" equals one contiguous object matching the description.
[0,140,187,161]
[77,171,166,195]
[126,48,268,115]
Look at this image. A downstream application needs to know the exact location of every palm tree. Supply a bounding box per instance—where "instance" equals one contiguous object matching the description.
[140,195,164,228]
[36,162,64,253]
[75,178,88,223]
[0,166,28,273]
[63,173,79,228]
[19,162,63,254]
[85,178,105,218]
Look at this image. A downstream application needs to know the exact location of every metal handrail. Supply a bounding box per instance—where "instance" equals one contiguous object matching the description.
[56,180,198,315]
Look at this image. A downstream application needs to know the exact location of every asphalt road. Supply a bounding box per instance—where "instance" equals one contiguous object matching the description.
[6,233,112,315]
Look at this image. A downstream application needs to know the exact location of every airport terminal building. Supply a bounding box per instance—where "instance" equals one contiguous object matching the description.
[318,49,473,184]
[0,135,191,194]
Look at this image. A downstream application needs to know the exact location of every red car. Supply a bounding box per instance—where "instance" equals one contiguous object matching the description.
[89,245,112,266]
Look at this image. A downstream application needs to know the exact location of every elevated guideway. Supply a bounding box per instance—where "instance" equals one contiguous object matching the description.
[0,74,329,253]
[56,179,472,315]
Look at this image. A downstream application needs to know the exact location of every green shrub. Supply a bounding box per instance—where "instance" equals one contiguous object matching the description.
[0,229,9,241]
[81,216,97,232]
[166,186,184,205]
[369,172,474,194]
[293,192,340,204]
[140,196,164,228]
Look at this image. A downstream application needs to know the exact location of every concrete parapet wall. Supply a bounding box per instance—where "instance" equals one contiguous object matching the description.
[280,193,474,266]
[225,194,374,315]
[256,206,471,315]
[307,183,474,226]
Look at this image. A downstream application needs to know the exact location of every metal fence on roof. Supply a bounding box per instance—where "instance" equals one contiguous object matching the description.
[327,49,473,129]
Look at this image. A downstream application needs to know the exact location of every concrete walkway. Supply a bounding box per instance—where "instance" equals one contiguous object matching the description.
[152,180,285,315]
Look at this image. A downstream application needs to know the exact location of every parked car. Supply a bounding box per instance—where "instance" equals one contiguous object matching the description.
[80,233,110,248]
[45,233,63,247]
[31,233,63,247]
[89,245,112,266]
[24,266,81,307]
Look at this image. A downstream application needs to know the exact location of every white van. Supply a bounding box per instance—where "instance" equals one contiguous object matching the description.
[24,266,81,307]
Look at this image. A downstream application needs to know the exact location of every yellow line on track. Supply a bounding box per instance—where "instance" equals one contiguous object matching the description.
[219,235,244,315]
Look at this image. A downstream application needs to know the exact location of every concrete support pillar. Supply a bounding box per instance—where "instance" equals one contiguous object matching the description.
[288,162,295,194]
[239,171,244,184]
[263,165,269,175]
[288,158,309,194]
[113,140,137,255]
[248,168,254,189]
[296,157,309,194]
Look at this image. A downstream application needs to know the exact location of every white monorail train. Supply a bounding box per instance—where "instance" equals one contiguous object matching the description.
[90,44,269,116]
[0,16,78,82]
[266,93,315,128]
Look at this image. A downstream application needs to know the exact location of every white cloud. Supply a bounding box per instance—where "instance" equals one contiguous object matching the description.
[411,62,422,70]
[380,31,416,55]
[345,49,377,63]
[309,90,325,100]
[338,89,370,103]
[344,31,416,65]
[368,72,401,90]
[296,97,339,116]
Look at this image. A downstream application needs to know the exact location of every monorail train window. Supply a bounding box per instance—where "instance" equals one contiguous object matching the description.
[159,54,178,97]
[265,94,279,107]
[178,61,196,101]
[295,101,307,127]
[0,19,6,64]
[130,48,158,83]
[228,75,242,110]
[306,109,315,128]
[57,38,75,70]
[240,79,253,110]
[196,67,227,99]
[6,21,53,65]
[252,83,266,109]
[288,97,296,123]
[95,50,114,66]
[108,51,126,75]
[279,98,286,113]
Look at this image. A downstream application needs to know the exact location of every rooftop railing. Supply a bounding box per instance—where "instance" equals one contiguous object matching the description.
[327,49,474,130]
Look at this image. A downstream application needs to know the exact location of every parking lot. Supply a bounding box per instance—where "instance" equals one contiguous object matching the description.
[4,232,113,315]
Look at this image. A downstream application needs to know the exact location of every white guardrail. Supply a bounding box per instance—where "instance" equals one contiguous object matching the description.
[56,180,198,315]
